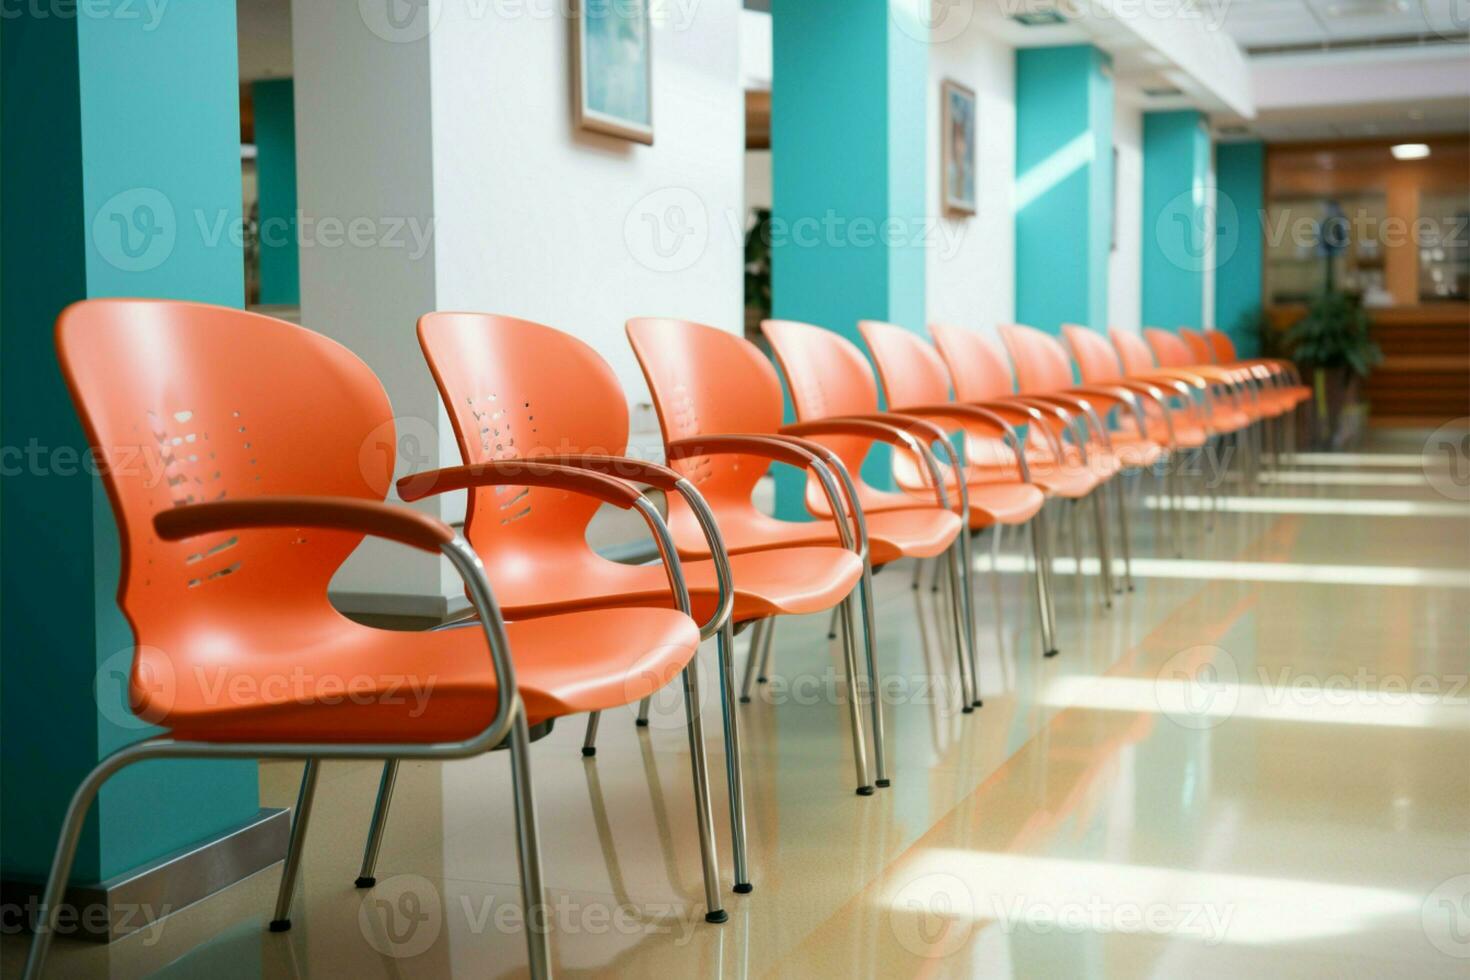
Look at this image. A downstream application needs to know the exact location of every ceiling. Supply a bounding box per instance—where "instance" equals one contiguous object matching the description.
[1219,0,1465,51]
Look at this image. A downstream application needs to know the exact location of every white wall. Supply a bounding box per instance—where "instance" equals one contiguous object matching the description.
[293,0,456,607]
[1109,90,1143,333]
[925,19,1015,339]
[429,0,744,455]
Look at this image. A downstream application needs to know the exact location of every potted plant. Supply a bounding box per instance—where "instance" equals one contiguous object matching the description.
[744,207,772,342]
[1283,290,1383,449]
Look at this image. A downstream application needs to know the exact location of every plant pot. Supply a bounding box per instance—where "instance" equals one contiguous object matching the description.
[1309,366,1365,450]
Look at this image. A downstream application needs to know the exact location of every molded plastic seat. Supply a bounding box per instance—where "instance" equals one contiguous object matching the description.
[163,606,699,743]
[415,312,865,628]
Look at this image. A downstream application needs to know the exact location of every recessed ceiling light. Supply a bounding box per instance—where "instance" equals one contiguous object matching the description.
[1390,143,1430,160]
[1010,10,1068,26]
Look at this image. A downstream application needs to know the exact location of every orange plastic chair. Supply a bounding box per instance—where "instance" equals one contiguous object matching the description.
[25,300,731,980]
[1204,328,1311,464]
[857,319,1064,657]
[998,323,1156,597]
[628,318,961,797]
[400,313,868,893]
[1145,326,1276,488]
[757,319,979,705]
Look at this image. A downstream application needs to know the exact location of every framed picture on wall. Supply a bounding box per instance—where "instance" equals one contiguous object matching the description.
[942,79,977,216]
[572,0,654,145]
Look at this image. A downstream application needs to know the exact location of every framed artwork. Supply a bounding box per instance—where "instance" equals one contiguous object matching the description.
[572,0,654,145]
[942,79,977,216]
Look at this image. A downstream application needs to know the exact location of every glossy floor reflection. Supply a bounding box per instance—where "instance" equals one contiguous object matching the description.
[6,431,1469,978]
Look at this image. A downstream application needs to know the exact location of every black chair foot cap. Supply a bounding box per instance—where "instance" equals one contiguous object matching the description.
[581,746,596,757]
[634,718,649,728]
[856,785,875,796]
[733,882,754,894]
[875,778,891,788]
[962,705,974,714]
[354,876,376,889]
[1127,584,1136,592]
[1044,648,1060,658]
[972,699,984,708]
[757,676,768,684]
[268,919,291,933]
[705,909,729,924]
[738,696,751,703]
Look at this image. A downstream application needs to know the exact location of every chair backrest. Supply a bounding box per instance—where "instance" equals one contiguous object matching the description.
[626,317,785,516]
[1061,323,1124,384]
[418,312,631,605]
[856,320,952,409]
[1179,327,1217,363]
[929,322,1017,402]
[1110,328,1158,375]
[56,299,394,713]
[761,319,882,483]
[997,323,1076,393]
[1144,327,1197,368]
[1206,329,1239,364]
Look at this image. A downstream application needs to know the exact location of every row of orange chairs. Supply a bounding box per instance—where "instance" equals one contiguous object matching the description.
[24,301,1306,979]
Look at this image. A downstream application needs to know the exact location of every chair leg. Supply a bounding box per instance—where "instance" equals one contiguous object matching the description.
[757,616,776,682]
[1090,490,1115,609]
[22,754,130,980]
[941,551,976,713]
[957,531,983,710]
[355,760,399,888]
[739,618,766,703]
[581,712,601,757]
[507,709,554,976]
[910,556,924,590]
[676,660,728,922]
[826,605,841,640]
[1166,455,1184,557]
[1112,474,1136,592]
[1068,499,1086,605]
[836,596,876,793]
[855,562,892,785]
[1030,510,1059,657]
[270,759,321,931]
[714,620,752,892]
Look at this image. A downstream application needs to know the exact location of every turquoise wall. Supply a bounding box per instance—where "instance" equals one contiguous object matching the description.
[769,0,928,517]
[2,7,260,883]
[1015,46,1113,335]
[252,79,300,306]
[1141,109,1211,330]
[1215,141,1265,356]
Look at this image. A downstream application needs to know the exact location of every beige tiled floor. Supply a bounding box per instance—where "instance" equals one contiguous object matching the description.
[6,430,1469,978]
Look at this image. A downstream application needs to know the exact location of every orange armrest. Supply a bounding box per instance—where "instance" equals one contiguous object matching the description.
[888,403,1014,441]
[783,416,929,450]
[153,496,455,554]
[1067,385,1136,411]
[526,453,681,491]
[396,461,642,509]
[666,434,818,471]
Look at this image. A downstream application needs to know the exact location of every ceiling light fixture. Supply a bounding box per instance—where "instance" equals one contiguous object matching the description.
[1010,10,1068,26]
[1390,143,1430,160]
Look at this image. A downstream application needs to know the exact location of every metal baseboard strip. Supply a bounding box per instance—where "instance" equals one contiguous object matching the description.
[3,806,289,943]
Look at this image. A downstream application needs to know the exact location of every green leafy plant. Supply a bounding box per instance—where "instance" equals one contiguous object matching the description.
[1232,304,1280,360]
[1284,290,1383,378]
[744,207,772,321]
